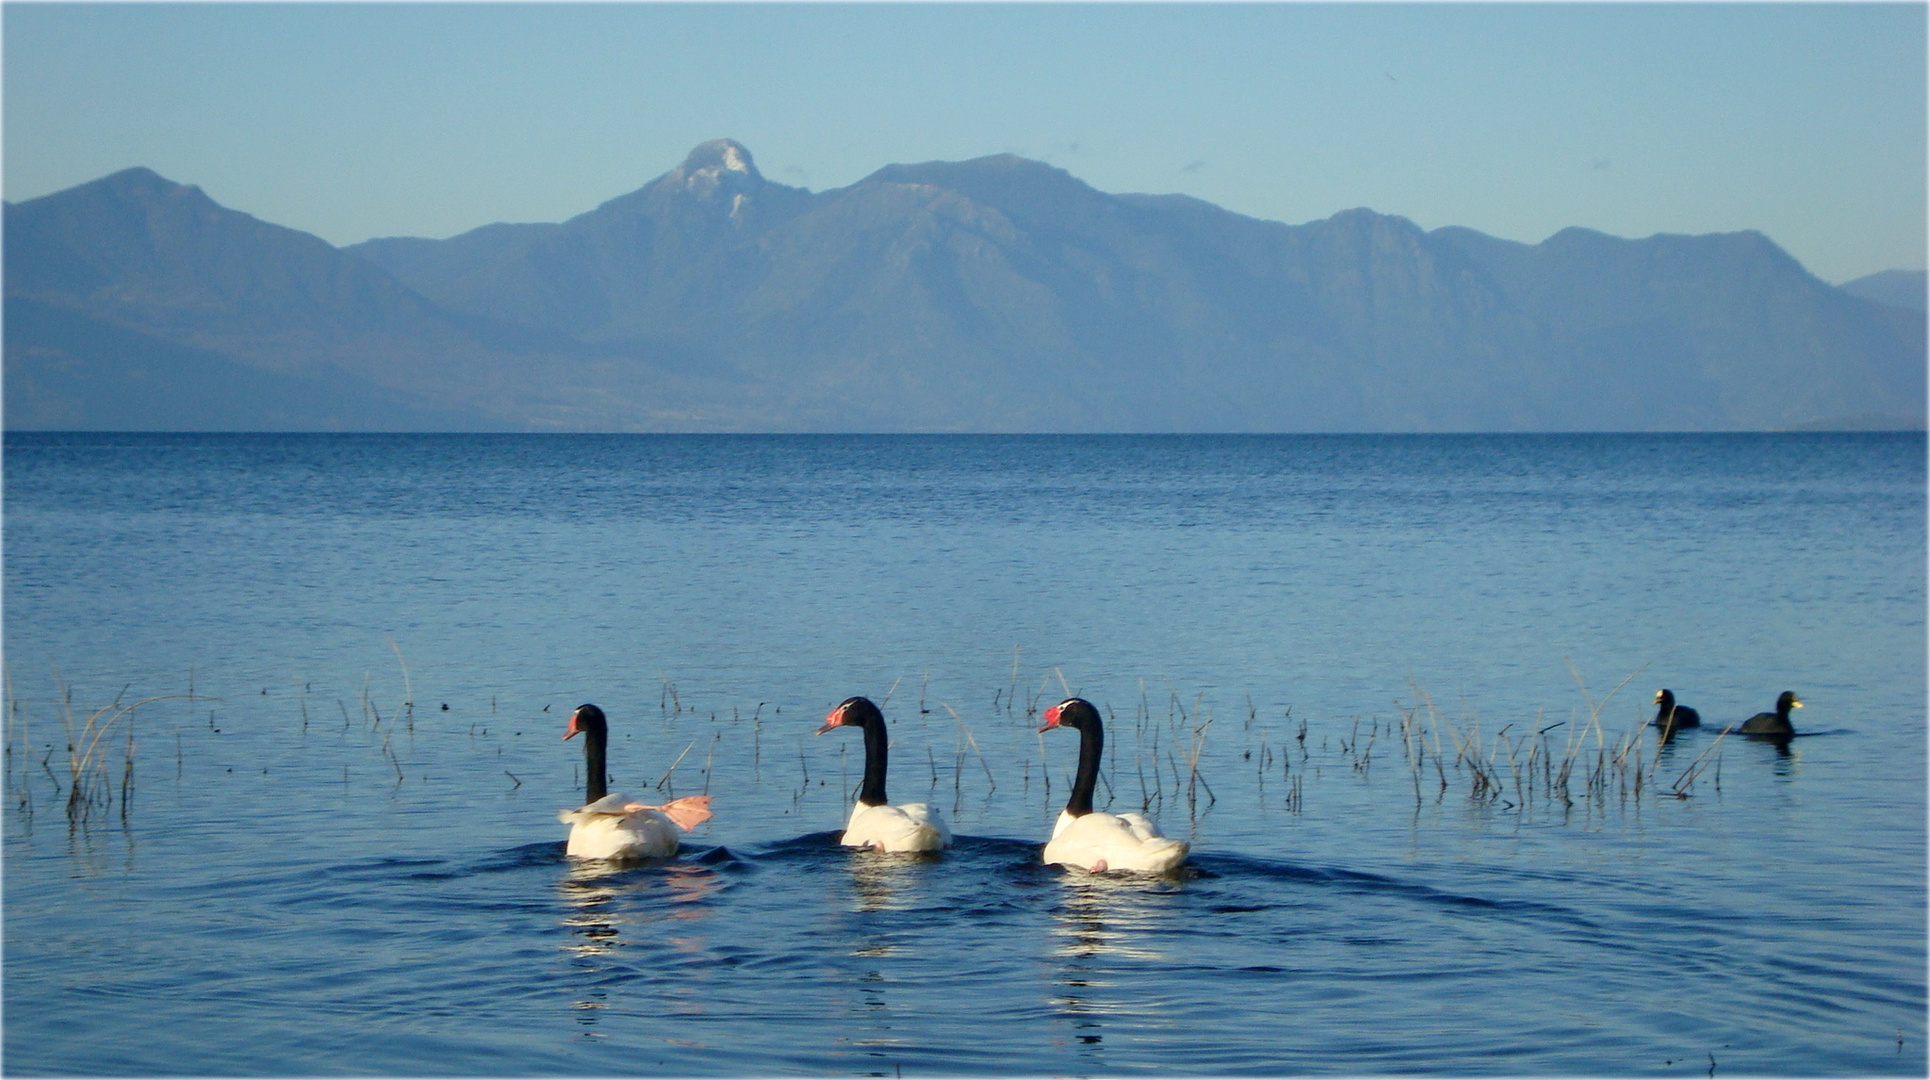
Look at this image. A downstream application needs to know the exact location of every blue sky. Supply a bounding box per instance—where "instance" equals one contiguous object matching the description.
[4,2,1924,284]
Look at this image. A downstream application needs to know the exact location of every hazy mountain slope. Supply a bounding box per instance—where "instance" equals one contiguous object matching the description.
[3,169,735,429]
[4,297,505,431]
[8,168,459,361]
[1431,226,1925,429]
[1840,269,1926,312]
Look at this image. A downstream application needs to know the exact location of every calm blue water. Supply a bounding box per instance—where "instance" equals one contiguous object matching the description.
[4,432,1924,1075]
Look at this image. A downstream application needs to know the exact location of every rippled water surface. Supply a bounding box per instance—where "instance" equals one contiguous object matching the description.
[5,433,1924,1075]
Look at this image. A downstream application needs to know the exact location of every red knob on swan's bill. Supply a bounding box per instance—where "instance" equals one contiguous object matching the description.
[817,703,845,735]
[1039,704,1062,732]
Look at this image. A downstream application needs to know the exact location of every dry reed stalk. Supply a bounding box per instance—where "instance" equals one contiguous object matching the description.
[58,692,192,820]
[751,703,766,779]
[1666,726,1733,796]
[1037,727,1052,805]
[1356,722,1378,776]
[1135,680,1154,808]
[1134,751,1150,812]
[1183,704,1215,812]
[952,732,964,813]
[1400,703,1425,805]
[1567,659,1644,748]
[1427,699,1481,792]
[7,666,27,816]
[386,636,414,732]
[656,740,696,793]
[940,703,995,793]
[383,730,404,784]
[1027,674,1055,720]
[1105,699,1120,779]
[1007,645,1021,718]
[1496,725,1525,806]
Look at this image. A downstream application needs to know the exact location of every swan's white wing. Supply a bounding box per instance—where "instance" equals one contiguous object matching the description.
[899,802,952,848]
[558,790,636,825]
[1108,834,1188,873]
[1115,812,1162,842]
[563,799,683,860]
[1042,811,1187,874]
[841,801,951,852]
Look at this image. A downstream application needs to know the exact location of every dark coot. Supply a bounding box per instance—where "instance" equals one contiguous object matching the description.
[1737,691,1803,736]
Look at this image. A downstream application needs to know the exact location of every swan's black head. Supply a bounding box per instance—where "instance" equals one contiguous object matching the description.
[818,695,883,735]
[564,703,607,741]
[1039,697,1102,734]
[1778,691,1803,714]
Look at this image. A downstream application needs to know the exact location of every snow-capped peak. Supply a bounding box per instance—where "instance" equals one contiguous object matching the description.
[676,139,763,194]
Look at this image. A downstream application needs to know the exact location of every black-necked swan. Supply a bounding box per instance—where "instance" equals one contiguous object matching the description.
[818,696,951,853]
[558,704,712,860]
[1736,691,1803,736]
[1652,689,1702,735]
[1038,697,1187,874]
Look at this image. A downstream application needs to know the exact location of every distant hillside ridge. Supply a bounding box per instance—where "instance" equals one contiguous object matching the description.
[1840,269,1927,313]
[8,140,1924,431]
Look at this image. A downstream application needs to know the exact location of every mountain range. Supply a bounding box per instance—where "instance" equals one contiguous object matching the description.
[6,139,1923,432]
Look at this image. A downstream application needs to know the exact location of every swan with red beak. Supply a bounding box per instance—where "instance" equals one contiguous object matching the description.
[1039,698,1188,874]
[819,696,951,852]
[558,704,713,860]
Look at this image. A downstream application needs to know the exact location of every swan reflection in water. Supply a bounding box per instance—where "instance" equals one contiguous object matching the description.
[1049,872,1186,1050]
[557,859,725,1025]
[844,846,936,918]
[1051,871,1177,962]
[814,847,936,1067]
[836,845,935,975]
[558,859,722,951]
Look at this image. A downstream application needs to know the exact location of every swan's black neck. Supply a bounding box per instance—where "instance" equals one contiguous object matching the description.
[857,716,889,806]
[583,727,608,804]
[1065,715,1103,817]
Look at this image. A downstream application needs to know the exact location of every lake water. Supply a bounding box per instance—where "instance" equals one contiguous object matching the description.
[4,432,1924,1076]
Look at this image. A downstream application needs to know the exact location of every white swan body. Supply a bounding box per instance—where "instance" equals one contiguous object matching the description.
[820,696,952,853]
[560,704,714,861]
[841,798,951,853]
[1043,807,1188,874]
[560,791,713,860]
[1039,698,1188,874]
